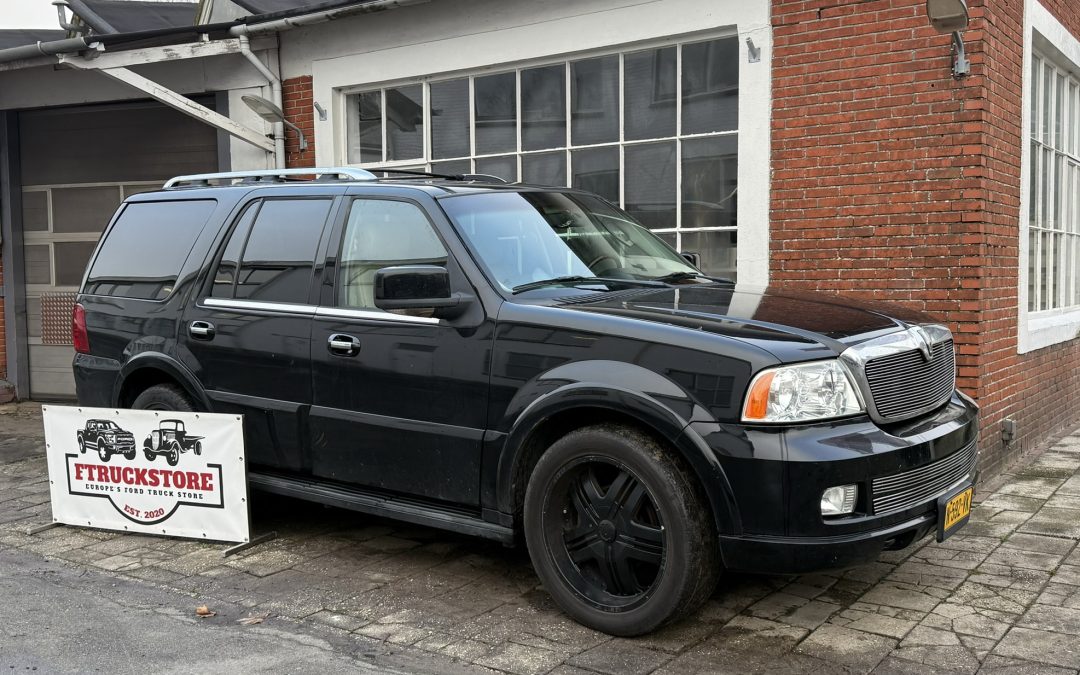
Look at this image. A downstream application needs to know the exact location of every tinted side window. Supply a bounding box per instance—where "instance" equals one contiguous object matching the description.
[213,198,332,304]
[210,203,257,298]
[337,199,448,309]
[85,200,216,300]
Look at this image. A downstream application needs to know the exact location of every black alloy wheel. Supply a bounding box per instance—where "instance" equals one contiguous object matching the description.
[524,425,719,636]
[97,438,110,463]
[548,458,665,610]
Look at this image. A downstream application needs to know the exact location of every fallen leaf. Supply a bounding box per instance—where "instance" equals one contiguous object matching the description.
[237,612,270,626]
[195,605,216,618]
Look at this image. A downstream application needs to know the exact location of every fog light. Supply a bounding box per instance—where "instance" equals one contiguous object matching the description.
[821,485,858,516]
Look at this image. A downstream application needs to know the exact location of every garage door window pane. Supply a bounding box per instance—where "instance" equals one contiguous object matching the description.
[682,135,738,229]
[624,47,676,141]
[86,200,217,300]
[387,85,424,161]
[475,72,517,155]
[682,38,739,134]
[522,152,566,187]
[572,146,619,203]
[22,191,48,232]
[522,65,566,151]
[625,142,676,229]
[475,155,517,182]
[431,79,470,159]
[55,241,98,286]
[681,230,737,280]
[571,56,618,145]
[25,244,51,285]
[52,186,120,233]
[235,199,332,304]
[346,91,383,164]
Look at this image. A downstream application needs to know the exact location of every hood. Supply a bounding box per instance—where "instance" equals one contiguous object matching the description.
[542,284,931,360]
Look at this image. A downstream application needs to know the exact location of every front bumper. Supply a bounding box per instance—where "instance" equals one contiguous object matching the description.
[690,392,979,574]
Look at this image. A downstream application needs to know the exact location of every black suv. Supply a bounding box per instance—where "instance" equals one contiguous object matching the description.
[73,168,978,635]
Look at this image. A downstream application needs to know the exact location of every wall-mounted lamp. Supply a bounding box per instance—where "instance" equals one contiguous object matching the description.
[926,0,970,78]
[241,94,308,152]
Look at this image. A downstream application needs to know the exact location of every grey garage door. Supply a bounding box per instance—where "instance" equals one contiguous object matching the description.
[19,99,218,398]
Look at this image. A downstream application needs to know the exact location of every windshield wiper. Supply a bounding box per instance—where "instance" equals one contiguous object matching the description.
[512,276,658,294]
[651,271,734,284]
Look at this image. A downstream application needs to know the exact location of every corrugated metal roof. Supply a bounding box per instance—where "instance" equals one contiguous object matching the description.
[0,29,67,50]
[79,1,198,33]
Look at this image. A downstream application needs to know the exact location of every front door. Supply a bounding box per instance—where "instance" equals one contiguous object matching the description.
[180,194,337,472]
[309,197,492,506]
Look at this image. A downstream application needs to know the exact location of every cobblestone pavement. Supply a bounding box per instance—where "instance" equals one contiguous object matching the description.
[4,403,1080,674]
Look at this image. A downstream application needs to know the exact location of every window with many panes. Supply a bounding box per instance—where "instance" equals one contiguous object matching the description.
[1028,51,1080,313]
[343,36,739,279]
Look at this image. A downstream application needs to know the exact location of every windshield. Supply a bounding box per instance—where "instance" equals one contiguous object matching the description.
[440,191,699,292]
[102,421,119,430]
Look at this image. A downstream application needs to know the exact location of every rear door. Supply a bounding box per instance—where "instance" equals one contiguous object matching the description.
[308,195,493,505]
[179,190,339,473]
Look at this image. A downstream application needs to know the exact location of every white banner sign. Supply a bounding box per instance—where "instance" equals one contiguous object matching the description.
[43,405,250,543]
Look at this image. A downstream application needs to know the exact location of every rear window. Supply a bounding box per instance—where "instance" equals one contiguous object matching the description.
[84,200,216,300]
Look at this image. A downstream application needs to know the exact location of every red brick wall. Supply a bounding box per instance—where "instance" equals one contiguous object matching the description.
[771,0,1080,477]
[283,75,315,168]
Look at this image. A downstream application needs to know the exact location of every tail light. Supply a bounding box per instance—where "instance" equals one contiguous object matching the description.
[72,303,90,354]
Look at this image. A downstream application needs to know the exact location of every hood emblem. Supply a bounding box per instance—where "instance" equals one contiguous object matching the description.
[911,327,933,361]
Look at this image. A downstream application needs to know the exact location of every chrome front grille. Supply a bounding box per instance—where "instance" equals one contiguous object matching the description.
[872,440,977,516]
[864,339,955,421]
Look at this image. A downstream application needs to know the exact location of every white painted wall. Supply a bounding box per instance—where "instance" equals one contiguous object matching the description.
[280,0,773,285]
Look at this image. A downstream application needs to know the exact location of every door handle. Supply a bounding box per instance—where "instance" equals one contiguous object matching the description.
[328,334,360,356]
[189,320,215,340]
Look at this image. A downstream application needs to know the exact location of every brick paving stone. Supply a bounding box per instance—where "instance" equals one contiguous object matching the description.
[977,654,1079,674]
[795,624,897,673]
[994,626,1080,669]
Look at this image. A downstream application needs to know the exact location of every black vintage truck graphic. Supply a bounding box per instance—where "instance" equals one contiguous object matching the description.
[143,419,204,466]
[77,419,137,462]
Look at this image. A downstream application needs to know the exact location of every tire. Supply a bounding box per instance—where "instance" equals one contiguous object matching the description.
[131,383,196,412]
[193,440,202,457]
[97,438,110,463]
[523,424,719,636]
[124,450,136,461]
[144,450,156,462]
[78,435,86,454]
[166,442,181,467]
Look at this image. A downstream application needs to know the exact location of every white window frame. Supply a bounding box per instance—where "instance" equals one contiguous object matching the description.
[337,38,740,275]
[309,0,771,286]
[1019,0,1080,353]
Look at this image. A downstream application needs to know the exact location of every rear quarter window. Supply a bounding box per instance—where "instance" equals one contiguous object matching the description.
[84,199,216,300]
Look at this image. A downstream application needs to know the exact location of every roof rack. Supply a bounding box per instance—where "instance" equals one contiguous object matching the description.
[163,167,378,188]
[373,169,508,184]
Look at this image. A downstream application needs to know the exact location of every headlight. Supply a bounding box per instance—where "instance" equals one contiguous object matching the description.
[821,485,858,516]
[742,360,864,423]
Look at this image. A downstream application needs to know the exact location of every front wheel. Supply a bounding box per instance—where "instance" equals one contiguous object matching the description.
[97,439,110,463]
[523,425,719,636]
[166,442,181,467]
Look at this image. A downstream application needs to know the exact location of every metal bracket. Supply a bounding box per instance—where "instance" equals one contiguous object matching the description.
[222,530,277,557]
[60,62,275,154]
[27,521,63,535]
[952,31,970,78]
[745,37,761,64]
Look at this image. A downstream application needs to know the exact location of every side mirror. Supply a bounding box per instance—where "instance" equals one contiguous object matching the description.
[681,251,701,268]
[374,265,469,317]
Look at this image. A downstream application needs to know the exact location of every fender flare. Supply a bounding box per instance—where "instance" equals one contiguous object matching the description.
[113,353,213,411]
[494,381,742,537]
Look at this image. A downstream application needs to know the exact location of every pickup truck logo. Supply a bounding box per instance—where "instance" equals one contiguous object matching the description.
[65,417,224,524]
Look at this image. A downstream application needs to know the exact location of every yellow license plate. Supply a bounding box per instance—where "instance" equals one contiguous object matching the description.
[944,487,973,532]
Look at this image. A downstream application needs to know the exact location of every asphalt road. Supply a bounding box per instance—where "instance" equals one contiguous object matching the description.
[0,547,423,674]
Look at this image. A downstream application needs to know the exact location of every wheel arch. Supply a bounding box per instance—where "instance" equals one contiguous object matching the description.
[114,354,211,410]
[495,385,742,538]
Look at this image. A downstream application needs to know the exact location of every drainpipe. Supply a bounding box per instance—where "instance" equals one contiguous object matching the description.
[237,35,284,167]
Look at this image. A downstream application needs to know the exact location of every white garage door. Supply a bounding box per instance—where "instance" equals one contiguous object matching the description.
[19,100,218,398]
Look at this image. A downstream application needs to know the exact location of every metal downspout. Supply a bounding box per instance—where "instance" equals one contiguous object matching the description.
[237,35,284,168]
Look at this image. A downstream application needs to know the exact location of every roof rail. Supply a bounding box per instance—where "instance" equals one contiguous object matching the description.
[373,169,508,184]
[163,167,378,188]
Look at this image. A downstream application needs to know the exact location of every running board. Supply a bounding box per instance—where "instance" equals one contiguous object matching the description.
[247,472,514,544]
